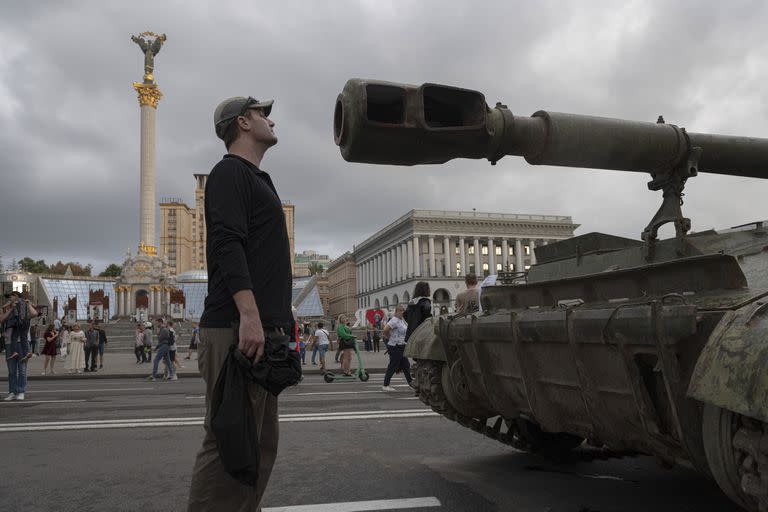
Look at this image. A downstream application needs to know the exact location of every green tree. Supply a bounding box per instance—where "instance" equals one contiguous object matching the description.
[308,261,325,276]
[99,264,123,277]
[48,261,92,276]
[18,257,49,274]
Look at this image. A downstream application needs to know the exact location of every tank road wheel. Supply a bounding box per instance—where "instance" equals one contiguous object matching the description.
[702,404,762,512]
[515,419,585,455]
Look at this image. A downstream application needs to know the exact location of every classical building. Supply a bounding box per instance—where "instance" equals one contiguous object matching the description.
[327,252,357,321]
[158,175,295,275]
[354,209,579,314]
[293,249,331,277]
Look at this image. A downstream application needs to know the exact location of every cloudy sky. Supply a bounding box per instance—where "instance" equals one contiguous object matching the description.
[2,0,768,274]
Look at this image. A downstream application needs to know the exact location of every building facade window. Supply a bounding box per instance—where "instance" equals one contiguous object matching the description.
[468,246,475,255]
[525,246,530,255]
[495,246,502,256]
[481,245,488,255]
[482,263,489,276]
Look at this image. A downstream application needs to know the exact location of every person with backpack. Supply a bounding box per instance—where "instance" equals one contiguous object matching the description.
[2,291,38,401]
[382,282,432,392]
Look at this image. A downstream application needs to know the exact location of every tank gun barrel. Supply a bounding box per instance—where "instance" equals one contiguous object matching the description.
[333,79,768,178]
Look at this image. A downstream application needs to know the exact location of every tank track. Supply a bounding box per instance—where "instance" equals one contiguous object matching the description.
[413,359,639,462]
[732,415,768,511]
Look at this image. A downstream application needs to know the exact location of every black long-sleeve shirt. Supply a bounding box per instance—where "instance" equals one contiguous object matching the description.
[199,154,292,329]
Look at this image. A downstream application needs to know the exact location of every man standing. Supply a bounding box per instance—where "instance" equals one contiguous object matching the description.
[454,273,480,315]
[1,292,37,401]
[84,323,100,372]
[188,95,290,512]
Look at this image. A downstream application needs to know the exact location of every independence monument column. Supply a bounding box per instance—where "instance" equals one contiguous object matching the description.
[131,31,167,257]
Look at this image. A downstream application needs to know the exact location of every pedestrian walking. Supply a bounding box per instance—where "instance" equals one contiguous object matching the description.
[365,324,373,352]
[1,292,37,401]
[59,325,69,360]
[312,321,331,372]
[372,328,381,353]
[381,305,412,392]
[41,324,58,375]
[337,316,356,377]
[84,323,99,372]
[147,318,175,381]
[134,324,148,363]
[29,323,39,356]
[184,322,199,360]
[188,94,289,511]
[67,323,86,374]
[96,323,108,369]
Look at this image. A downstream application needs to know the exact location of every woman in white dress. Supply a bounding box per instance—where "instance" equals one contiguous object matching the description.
[67,323,86,374]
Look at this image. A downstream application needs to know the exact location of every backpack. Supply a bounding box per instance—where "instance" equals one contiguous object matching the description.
[404,297,432,342]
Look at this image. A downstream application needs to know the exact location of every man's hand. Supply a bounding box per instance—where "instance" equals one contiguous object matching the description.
[233,289,265,363]
[238,312,265,362]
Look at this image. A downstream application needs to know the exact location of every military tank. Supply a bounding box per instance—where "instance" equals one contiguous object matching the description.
[333,79,768,511]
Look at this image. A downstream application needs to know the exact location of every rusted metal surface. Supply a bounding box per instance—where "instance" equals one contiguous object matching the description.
[403,317,444,361]
[688,300,768,423]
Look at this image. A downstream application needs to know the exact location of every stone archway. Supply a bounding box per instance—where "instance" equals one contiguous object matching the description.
[374,298,380,309]
[383,296,390,309]
[402,291,410,304]
[392,294,399,306]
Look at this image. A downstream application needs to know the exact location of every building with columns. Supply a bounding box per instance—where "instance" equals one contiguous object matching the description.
[354,209,578,314]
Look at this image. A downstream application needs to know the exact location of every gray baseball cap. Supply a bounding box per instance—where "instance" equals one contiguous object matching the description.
[213,96,274,140]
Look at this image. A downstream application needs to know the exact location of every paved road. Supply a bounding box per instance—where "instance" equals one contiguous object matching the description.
[0,374,739,512]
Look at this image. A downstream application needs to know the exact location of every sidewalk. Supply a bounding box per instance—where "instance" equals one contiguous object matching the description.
[0,347,393,381]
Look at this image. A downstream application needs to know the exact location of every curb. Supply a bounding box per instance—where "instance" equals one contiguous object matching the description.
[0,366,390,382]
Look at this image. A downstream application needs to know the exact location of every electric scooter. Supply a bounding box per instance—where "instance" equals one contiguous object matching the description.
[323,339,369,383]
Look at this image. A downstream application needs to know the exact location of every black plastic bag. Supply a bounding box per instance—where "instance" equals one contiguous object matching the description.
[249,333,302,396]
[210,346,259,487]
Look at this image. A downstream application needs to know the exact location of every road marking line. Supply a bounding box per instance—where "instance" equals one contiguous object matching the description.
[30,387,154,393]
[263,496,441,511]
[0,409,430,427]
[0,400,86,404]
[0,411,438,432]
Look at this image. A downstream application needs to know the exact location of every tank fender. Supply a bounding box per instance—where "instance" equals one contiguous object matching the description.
[688,300,768,423]
[404,317,445,361]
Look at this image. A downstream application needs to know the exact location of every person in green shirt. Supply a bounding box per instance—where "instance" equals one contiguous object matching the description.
[336,316,356,376]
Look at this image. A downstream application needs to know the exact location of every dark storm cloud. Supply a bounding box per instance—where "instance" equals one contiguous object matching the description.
[1,0,768,272]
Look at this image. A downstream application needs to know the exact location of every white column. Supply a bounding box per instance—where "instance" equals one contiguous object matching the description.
[390,248,396,283]
[459,237,467,276]
[515,238,523,271]
[473,238,481,276]
[386,250,392,285]
[149,289,155,315]
[139,104,157,251]
[488,238,495,274]
[428,237,436,277]
[413,236,421,277]
[368,260,373,291]
[396,245,402,281]
[501,239,509,271]
[406,240,413,278]
[376,255,382,288]
[530,239,537,265]
[443,236,451,277]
